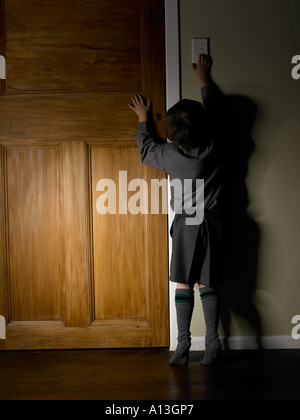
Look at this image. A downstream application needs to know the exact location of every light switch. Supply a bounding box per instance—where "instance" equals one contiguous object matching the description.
[192,38,209,63]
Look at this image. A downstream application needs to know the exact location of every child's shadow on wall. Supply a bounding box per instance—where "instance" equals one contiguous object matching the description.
[219,94,263,350]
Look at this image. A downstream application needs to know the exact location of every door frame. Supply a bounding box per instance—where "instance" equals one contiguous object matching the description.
[164,0,180,351]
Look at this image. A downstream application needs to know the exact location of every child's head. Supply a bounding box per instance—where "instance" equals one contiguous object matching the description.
[164,99,207,151]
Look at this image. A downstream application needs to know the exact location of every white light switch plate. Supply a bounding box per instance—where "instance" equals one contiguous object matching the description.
[192,38,209,63]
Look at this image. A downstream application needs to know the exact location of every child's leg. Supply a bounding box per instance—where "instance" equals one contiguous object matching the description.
[169,283,194,366]
[199,284,222,365]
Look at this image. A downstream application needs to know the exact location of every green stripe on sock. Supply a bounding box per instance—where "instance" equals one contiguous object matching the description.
[200,292,217,300]
[175,294,194,302]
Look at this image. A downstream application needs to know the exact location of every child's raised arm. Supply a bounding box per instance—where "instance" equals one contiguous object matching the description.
[191,54,213,88]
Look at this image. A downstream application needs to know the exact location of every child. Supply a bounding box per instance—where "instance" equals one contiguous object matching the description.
[128,54,224,366]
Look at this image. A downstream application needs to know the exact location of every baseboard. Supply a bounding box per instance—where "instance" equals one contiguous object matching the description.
[186,335,300,351]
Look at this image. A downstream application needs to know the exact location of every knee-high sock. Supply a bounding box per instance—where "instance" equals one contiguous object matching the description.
[200,287,222,365]
[169,288,194,365]
[200,287,220,345]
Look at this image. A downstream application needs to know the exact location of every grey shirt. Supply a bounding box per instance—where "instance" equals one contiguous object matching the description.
[135,86,224,224]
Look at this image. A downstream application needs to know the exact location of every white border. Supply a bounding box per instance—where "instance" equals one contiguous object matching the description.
[164,0,180,351]
[164,0,180,111]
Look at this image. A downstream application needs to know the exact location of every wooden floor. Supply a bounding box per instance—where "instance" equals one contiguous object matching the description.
[0,348,300,400]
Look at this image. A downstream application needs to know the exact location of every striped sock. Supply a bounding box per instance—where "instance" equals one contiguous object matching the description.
[200,287,220,344]
[200,287,222,365]
[169,288,194,366]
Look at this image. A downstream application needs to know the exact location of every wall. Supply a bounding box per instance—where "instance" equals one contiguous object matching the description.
[179,0,300,348]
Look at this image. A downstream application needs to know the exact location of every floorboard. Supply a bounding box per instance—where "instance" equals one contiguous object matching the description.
[0,349,300,400]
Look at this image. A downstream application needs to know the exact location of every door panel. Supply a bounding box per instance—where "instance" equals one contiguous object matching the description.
[4,0,140,93]
[0,0,169,350]
[91,145,150,322]
[6,147,64,322]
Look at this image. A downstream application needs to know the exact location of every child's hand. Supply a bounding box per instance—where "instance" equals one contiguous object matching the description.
[191,54,213,88]
[128,94,151,123]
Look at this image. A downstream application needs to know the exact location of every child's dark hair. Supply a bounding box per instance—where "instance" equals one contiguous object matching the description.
[163,99,207,151]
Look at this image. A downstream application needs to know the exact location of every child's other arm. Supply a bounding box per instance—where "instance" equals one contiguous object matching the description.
[128,94,166,171]
[128,94,151,123]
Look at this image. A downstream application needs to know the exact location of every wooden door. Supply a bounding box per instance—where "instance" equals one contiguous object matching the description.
[0,0,169,350]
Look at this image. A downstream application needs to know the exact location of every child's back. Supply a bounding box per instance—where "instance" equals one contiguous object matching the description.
[129,54,224,366]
